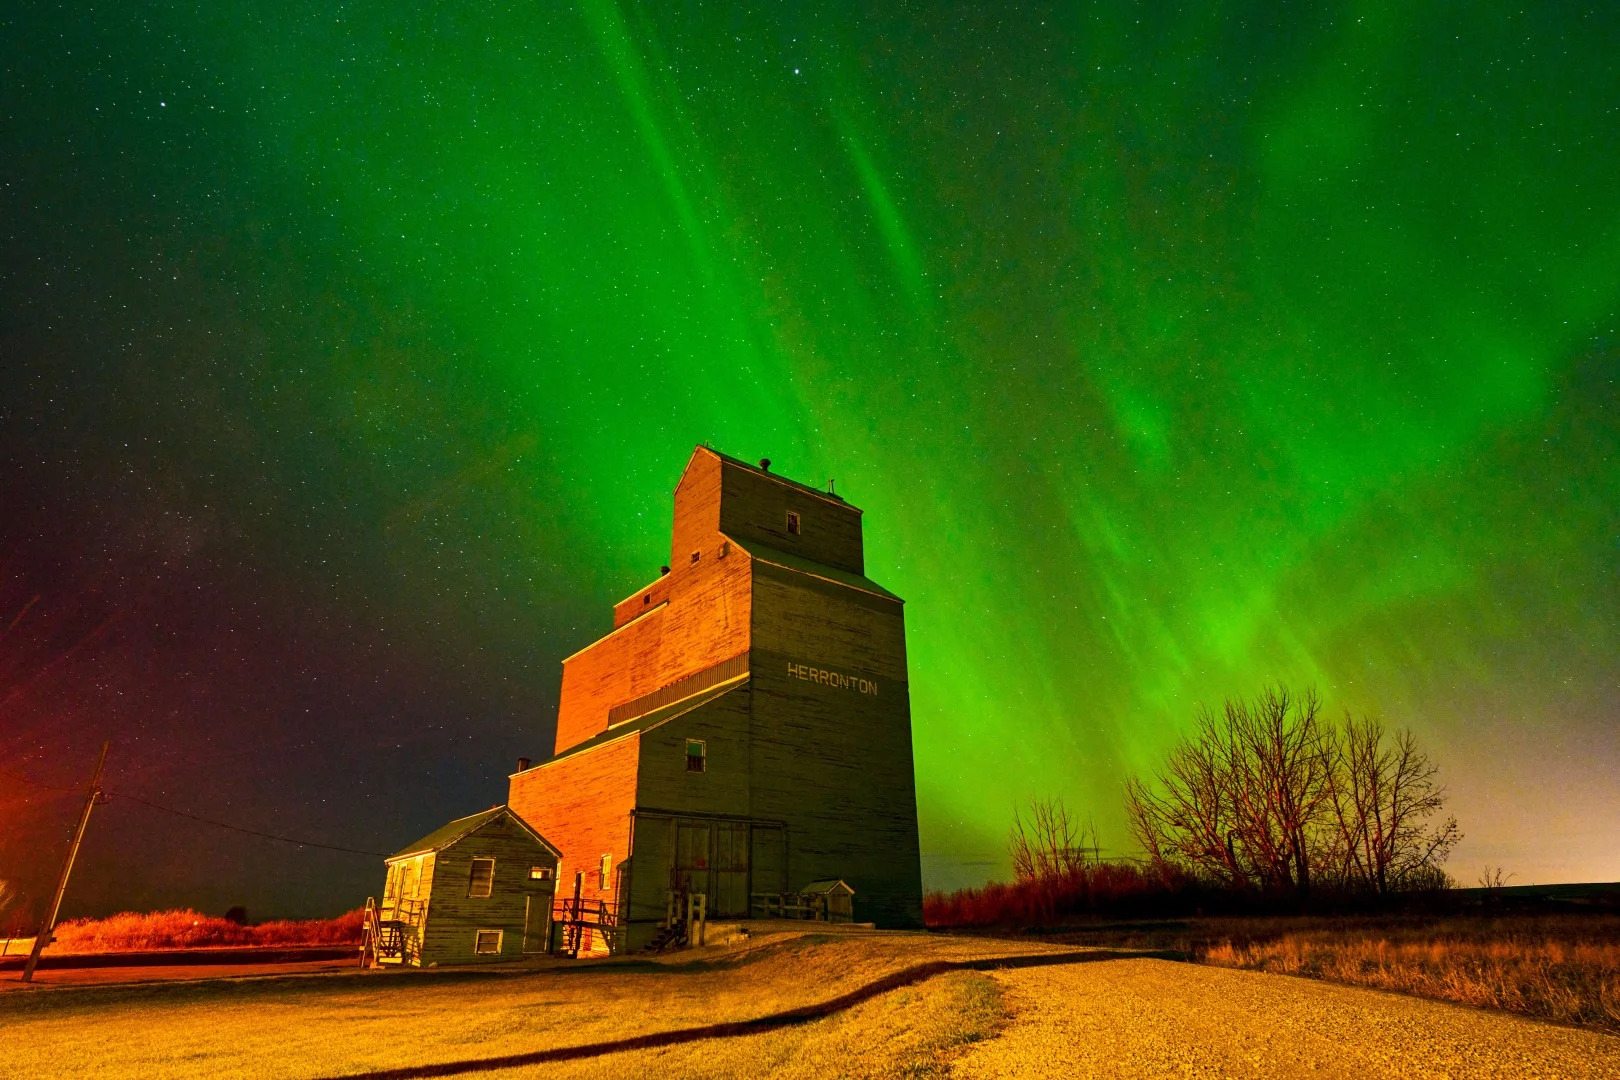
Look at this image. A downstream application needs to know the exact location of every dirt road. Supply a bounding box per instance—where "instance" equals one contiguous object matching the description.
[2,934,1612,1079]
[0,958,357,991]
[953,956,1618,1079]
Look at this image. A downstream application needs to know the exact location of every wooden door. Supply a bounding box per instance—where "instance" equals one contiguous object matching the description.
[713,823,750,916]
[522,890,552,954]
[673,821,712,896]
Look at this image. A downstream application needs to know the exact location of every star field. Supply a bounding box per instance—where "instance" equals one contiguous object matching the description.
[1,1,1615,919]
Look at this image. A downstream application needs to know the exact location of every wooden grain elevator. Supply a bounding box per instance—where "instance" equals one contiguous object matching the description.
[508,446,923,951]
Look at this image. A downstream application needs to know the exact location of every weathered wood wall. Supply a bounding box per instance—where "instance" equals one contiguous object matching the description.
[513,446,923,940]
[718,456,864,575]
[509,734,639,915]
[553,451,751,753]
[418,813,558,966]
[747,561,922,928]
[626,686,755,936]
[634,686,753,822]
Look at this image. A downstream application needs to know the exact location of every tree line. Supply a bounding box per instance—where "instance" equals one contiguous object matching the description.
[1123,685,1460,898]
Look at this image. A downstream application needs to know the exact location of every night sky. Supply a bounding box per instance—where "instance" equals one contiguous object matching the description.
[2,2,1616,923]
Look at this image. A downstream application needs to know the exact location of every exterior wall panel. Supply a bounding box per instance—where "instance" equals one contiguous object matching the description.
[718,459,864,575]
[509,735,640,914]
[747,563,922,928]
[411,817,557,966]
[554,451,751,753]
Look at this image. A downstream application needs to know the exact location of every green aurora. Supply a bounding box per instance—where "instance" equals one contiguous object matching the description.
[2,1,1616,910]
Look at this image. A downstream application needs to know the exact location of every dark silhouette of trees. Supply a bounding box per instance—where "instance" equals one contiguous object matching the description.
[1324,715,1460,894]
[1126,686,1459,898]
[1008,797,1095,882]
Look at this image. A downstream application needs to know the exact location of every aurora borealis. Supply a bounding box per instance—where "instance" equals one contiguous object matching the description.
[2,2,1616,921]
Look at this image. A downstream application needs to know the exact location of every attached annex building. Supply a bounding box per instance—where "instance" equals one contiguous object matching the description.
[509,447,923,951]
[380,806,560,965]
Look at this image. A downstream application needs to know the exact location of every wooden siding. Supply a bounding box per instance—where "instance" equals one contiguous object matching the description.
[509,734,640,915]
[717,456,864,575]
[553,453,753,753]
[511,446,921,940]
[633,687,754,821]
[612,578,673,629]
[606,653,747,727]
[416,813,558,966]
[746,561,922,928]
[669,446,724,568]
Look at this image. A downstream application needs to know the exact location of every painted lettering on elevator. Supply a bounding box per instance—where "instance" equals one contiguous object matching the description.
[788,662,878,695]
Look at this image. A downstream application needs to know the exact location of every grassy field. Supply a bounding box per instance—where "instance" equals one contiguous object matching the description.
[1201,914,1620,1033]
[0,931,1058,1080]
[4,927,1617,1079]
[1019,912,1620,1034]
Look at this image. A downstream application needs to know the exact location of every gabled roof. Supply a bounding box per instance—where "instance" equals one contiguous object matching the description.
[677,445,860,514]
[532,675,750,770]
[388,805,560,862]
[800,879,855,895]
[724,534,902,603]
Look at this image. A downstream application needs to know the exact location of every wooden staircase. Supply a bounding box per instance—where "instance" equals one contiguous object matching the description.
[554,896,618,958]
[646,890,705,953]
[645,921,686,952]
[360,896,412,967]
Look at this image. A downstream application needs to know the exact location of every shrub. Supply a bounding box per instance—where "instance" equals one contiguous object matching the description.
[924,862,1191,928]
[48,908,363,953]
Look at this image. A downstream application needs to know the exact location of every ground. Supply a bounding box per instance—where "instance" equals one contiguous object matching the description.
[1,928,1614,1079]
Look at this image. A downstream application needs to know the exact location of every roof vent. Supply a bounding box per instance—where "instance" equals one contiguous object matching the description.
[759,458,771,472]
[517,757,531,772]
[660,565,671,575]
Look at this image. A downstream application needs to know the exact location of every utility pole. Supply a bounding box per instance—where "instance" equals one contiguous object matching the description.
[22,741,109,984]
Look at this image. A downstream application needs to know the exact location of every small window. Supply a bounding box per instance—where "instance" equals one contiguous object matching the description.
[686,738,707,773]
[598,854,612,888]
[529,866,552,881]
[786,511,801,536]
[468,857,495,898]
[691,549,701,564]
[474,929,503,955]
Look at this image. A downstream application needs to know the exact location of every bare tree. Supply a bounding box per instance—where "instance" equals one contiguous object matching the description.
[1127,686,1333,896]
[1009,797,1094,882]
[1126,686,1457,898]
[1224,687,1335,895]
[1126,711,1246,886]
[1325,715,1460,893]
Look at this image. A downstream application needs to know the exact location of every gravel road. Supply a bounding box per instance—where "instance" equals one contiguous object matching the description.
[951,957,1618,1079]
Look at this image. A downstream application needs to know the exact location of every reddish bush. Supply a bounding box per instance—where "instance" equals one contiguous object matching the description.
[48,908,363,953]
[925,862,1174,928]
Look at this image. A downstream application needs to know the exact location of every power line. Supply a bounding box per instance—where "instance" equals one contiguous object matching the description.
[0,764,385,856]
[109,791,388,857]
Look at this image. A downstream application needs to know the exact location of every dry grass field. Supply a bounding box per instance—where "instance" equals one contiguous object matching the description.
[1202,914,1620,1032]
[1,929,1615,1080]
[1022,911,1620,1034]
[0,931,1051,1080]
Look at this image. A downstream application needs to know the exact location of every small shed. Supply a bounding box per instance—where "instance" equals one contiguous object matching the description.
[799,879,856,923]
[382,805,560,966]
